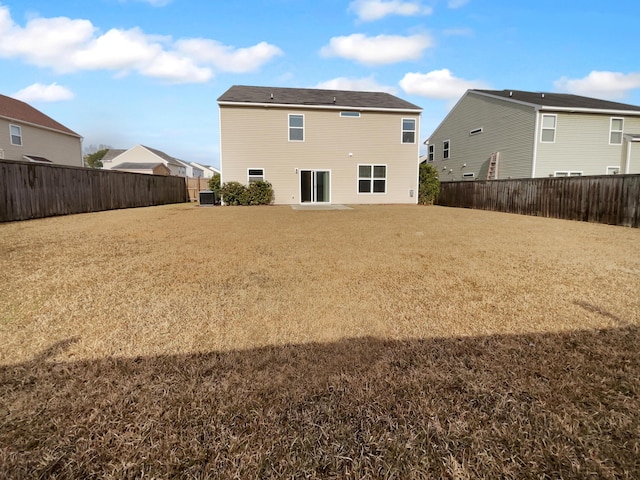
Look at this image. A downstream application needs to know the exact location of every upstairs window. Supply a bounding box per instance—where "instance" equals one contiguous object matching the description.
[443,140,450,159]
[248,168,265,183]
[358,164,386,194]
[402,118,416,144]
[610,117,623,145]
[428,144,434,162]
[340,111,360,118]
[10,124,22,146]
[541,114,556,142]
[289,114,304,141]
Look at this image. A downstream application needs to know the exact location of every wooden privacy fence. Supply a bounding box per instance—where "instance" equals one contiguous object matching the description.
[186,177,212,202]
[0,159,188,222]
[436,175,640,228]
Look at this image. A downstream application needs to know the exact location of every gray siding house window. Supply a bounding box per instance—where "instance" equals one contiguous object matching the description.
[541,114,556,142]
[610,118,623,145]
[10,124,22,146]
[428,144,434,162]
[289,114,304,141]
[443,140,450,159]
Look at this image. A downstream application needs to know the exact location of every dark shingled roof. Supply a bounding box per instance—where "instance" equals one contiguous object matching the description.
[0,94,81,136]
[218,85,422,111]
[473,89,640,112]
[101,149,126,162]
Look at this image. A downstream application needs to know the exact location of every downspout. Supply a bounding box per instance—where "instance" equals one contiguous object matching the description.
[625,137,631,174]
[531,109,540,178]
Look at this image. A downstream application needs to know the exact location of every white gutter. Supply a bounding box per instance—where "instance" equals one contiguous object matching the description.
[218,101,422,114]
[538,106,640,116]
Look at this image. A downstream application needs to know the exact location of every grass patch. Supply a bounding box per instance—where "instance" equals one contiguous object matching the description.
[1,204,639,477]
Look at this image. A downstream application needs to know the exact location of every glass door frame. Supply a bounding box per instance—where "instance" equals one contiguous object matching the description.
[299,169,331,204]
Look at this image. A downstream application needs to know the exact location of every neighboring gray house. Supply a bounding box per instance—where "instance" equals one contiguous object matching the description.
[426,89,640,181]
[0,93,83,167]
[103,144,187,176]
[174,158,203,178]
[190,162,220,179]
[218,85,422,205]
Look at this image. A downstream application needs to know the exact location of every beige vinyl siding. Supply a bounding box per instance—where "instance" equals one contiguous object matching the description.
[535,114,640,176]
[428,93,535,181]
[220,106,419,204]
[106,145,185,176]
[0,118,82,166]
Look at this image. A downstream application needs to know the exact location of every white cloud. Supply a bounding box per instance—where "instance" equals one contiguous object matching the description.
[315,76,398,94]
[349,0,433,22]
[0,5,281,84]
[399,69,488,99]
[12,83,75,102]
[554,71,640,100]
[447,0,469,8]
[175,39,283,73]
[320,33,432,66]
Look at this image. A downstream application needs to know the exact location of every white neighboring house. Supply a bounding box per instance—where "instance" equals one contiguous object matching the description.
[102,144,187,176]
[190,162,220,179]
[174,158,203,178]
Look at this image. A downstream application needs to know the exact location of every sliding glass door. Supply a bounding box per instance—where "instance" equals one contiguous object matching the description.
[300,170,330,203]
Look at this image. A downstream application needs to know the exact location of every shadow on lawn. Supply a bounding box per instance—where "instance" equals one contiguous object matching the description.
[1,327,639,479]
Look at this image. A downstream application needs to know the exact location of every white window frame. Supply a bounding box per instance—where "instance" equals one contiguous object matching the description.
[10,124,22,146]
[540,114,557,143]
[288,114,304,142]
[247,168,265,183]
[606,166,620,175]
[609,117,624,145]
[469,127,483,136]
[443,139,450,159]
[554,171,582,177]
[357,164,387,194]
[340,111,360,118]
[428,144,434,162]
[401,118,416,144]
[462,172,475,180]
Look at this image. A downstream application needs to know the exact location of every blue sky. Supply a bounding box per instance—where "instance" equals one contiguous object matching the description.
[2,0,639,167]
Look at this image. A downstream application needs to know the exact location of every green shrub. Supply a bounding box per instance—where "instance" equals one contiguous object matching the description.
[419,162,440,205]
[208,173,221,197]
[246,181,273,205]
[220,181,247,205]
[220,180,273,206]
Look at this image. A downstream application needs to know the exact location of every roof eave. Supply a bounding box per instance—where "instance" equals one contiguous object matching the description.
[217,101,422,114]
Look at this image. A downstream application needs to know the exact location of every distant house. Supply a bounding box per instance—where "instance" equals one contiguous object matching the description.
[0,94,83,167]
[110,162,171,176]
[190,162,220,179]
[103,144,187,176]
[426,89,640,181]
[174,158,203,178]
[218,85,422,205]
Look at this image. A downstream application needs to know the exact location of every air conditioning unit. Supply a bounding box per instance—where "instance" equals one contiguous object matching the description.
[199,190,216,206]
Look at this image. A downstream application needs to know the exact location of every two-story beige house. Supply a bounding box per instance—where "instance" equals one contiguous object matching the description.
[426,89,640,181]
[217,85,422,204]
[102,144,187,177]
[0,94,82,167]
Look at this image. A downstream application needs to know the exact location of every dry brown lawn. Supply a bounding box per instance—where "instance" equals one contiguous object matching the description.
[1,204,639,478]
